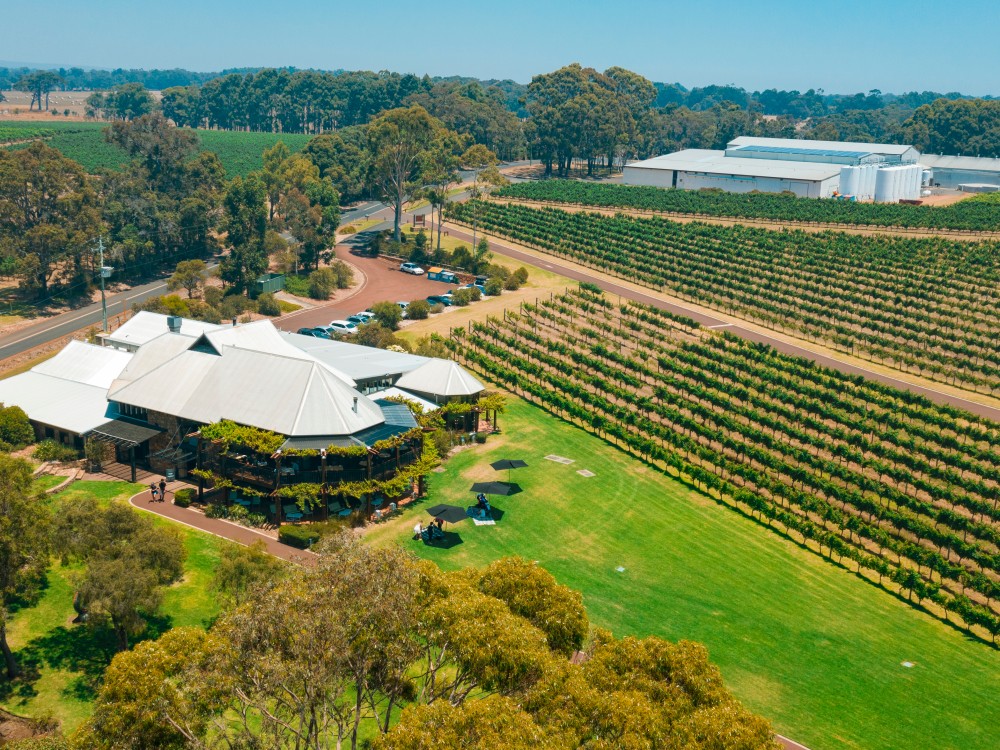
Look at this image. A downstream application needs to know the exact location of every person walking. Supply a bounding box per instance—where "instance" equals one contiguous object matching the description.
[158,478,167,502]
[149,482,158,502]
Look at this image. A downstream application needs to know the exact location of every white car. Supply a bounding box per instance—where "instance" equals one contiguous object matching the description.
[354,311,376,323]
[400,262,425,275]
[327,320,358,336]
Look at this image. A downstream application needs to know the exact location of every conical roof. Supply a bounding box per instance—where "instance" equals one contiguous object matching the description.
[395,358,484,397]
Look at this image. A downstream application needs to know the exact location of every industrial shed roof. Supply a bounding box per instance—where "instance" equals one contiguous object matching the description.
[625,150,842,181]
[918,154,1000,172]
[727,136,916,157]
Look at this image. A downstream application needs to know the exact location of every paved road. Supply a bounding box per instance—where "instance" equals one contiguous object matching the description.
[0,262,219,361]
[441,222,1000,423]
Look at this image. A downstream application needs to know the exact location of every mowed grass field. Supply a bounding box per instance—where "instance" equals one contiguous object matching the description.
[0,120,312,177]
[0,481,225,733]
[367,397,1000,750]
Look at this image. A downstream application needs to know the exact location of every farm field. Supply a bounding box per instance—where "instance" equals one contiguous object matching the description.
[0,121,312,177]
[367,397,1000,750]
[448,287,1000,641]
[497,179,1000,232]
[448,200,1000,396]
[0,481,225,733]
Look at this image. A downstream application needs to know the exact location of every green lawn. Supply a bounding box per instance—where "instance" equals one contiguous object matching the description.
[367,398,1000,750]
[31,474,67,493]
[1,481,224,733]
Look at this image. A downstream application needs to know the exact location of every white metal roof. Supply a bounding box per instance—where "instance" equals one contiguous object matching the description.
[198,322,356,386]
[109,333,200,393]
[0,372,115,434]
[281,332,430,380]
[918,154,1000,172]
[626,150,842,181]
[32,340,132,389]
[103,311,222,347]
[395,359,485,397]
[728,136,916,157]
[110,339,383,437]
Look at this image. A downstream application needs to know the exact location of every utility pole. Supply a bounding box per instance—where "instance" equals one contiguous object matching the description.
[95,236,111,332]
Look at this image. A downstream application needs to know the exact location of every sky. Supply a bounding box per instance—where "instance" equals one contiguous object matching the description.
[8,0,1000,95]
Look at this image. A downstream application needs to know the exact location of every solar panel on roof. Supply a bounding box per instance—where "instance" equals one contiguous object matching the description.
[731,145,870,158]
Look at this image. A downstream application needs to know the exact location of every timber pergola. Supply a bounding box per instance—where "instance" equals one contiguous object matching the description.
[84,419,162,481]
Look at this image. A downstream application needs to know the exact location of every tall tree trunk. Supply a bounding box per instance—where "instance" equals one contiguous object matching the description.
[1,623,19,679]
[393,201,402,242]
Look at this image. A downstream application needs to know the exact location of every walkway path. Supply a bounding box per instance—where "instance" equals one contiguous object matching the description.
[127,485,317,566]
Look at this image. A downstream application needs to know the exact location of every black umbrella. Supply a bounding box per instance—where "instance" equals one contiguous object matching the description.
[470,481,522,497]
[426,504,468,524]
[490,458,528,484]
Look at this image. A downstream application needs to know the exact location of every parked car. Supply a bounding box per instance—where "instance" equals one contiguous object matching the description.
[400,262,425,275]
[426,295,453,307]
[396,301,410,319]
[463,282,487,294]
[346,314,368,325]
[297,327,332,339]
[353,311,376,323]
[327,320,358,335]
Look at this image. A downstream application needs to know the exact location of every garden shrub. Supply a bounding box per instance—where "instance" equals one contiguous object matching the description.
[173,488,196,508]
[256,292,281,316]
[279,525,321,549]
[504,276,521,291]
[204,502,227,519]
[451,288,473,306]
[484,277,504,297]
[227,504,250,524]
[0,403,34,447]
[406,299,430,320]
[34,439,80,462]
[513,266,529,284]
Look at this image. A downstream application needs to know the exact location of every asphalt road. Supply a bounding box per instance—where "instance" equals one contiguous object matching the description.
[0,262,219,361]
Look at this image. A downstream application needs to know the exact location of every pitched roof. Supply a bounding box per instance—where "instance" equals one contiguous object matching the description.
[282,331,429,380]
[32,340,132,389]
[110,343,383,437]
[103,311,222,348]
[727,136,916,156]
[626,150,843,181]
[0,372,115,434]
[395,359,485,397]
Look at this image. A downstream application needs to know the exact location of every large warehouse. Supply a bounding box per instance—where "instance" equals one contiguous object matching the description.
[624,137,923,201]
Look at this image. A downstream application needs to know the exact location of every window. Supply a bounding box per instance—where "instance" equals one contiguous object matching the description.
[117,403,148,421]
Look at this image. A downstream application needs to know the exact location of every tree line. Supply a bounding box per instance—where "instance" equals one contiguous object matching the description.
[10,63,1000,166]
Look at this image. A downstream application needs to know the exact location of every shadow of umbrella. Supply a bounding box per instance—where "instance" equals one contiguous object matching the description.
[422,530,463,549]
[471,481,522,496]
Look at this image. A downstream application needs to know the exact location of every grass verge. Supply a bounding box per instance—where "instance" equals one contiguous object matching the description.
[366,397,1000,750]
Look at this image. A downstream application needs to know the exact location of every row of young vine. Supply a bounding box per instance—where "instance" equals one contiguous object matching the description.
[448,287,1000,644]
[447,200,1000,395]
[495,180,1000,232]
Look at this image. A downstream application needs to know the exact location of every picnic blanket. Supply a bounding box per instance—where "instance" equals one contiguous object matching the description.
[473,518,496,526]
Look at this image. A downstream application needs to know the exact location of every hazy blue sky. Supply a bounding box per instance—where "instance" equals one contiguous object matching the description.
[10,0,999,94]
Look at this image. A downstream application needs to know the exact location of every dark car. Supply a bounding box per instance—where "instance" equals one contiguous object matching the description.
[297,327,332,339]
[426,295,454,307]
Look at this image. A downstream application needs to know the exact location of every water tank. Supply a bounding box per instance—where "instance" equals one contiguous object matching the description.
[839,166,858,196]
[875,168,896,203]
[866,165,878,199]
[922,169,933,187]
